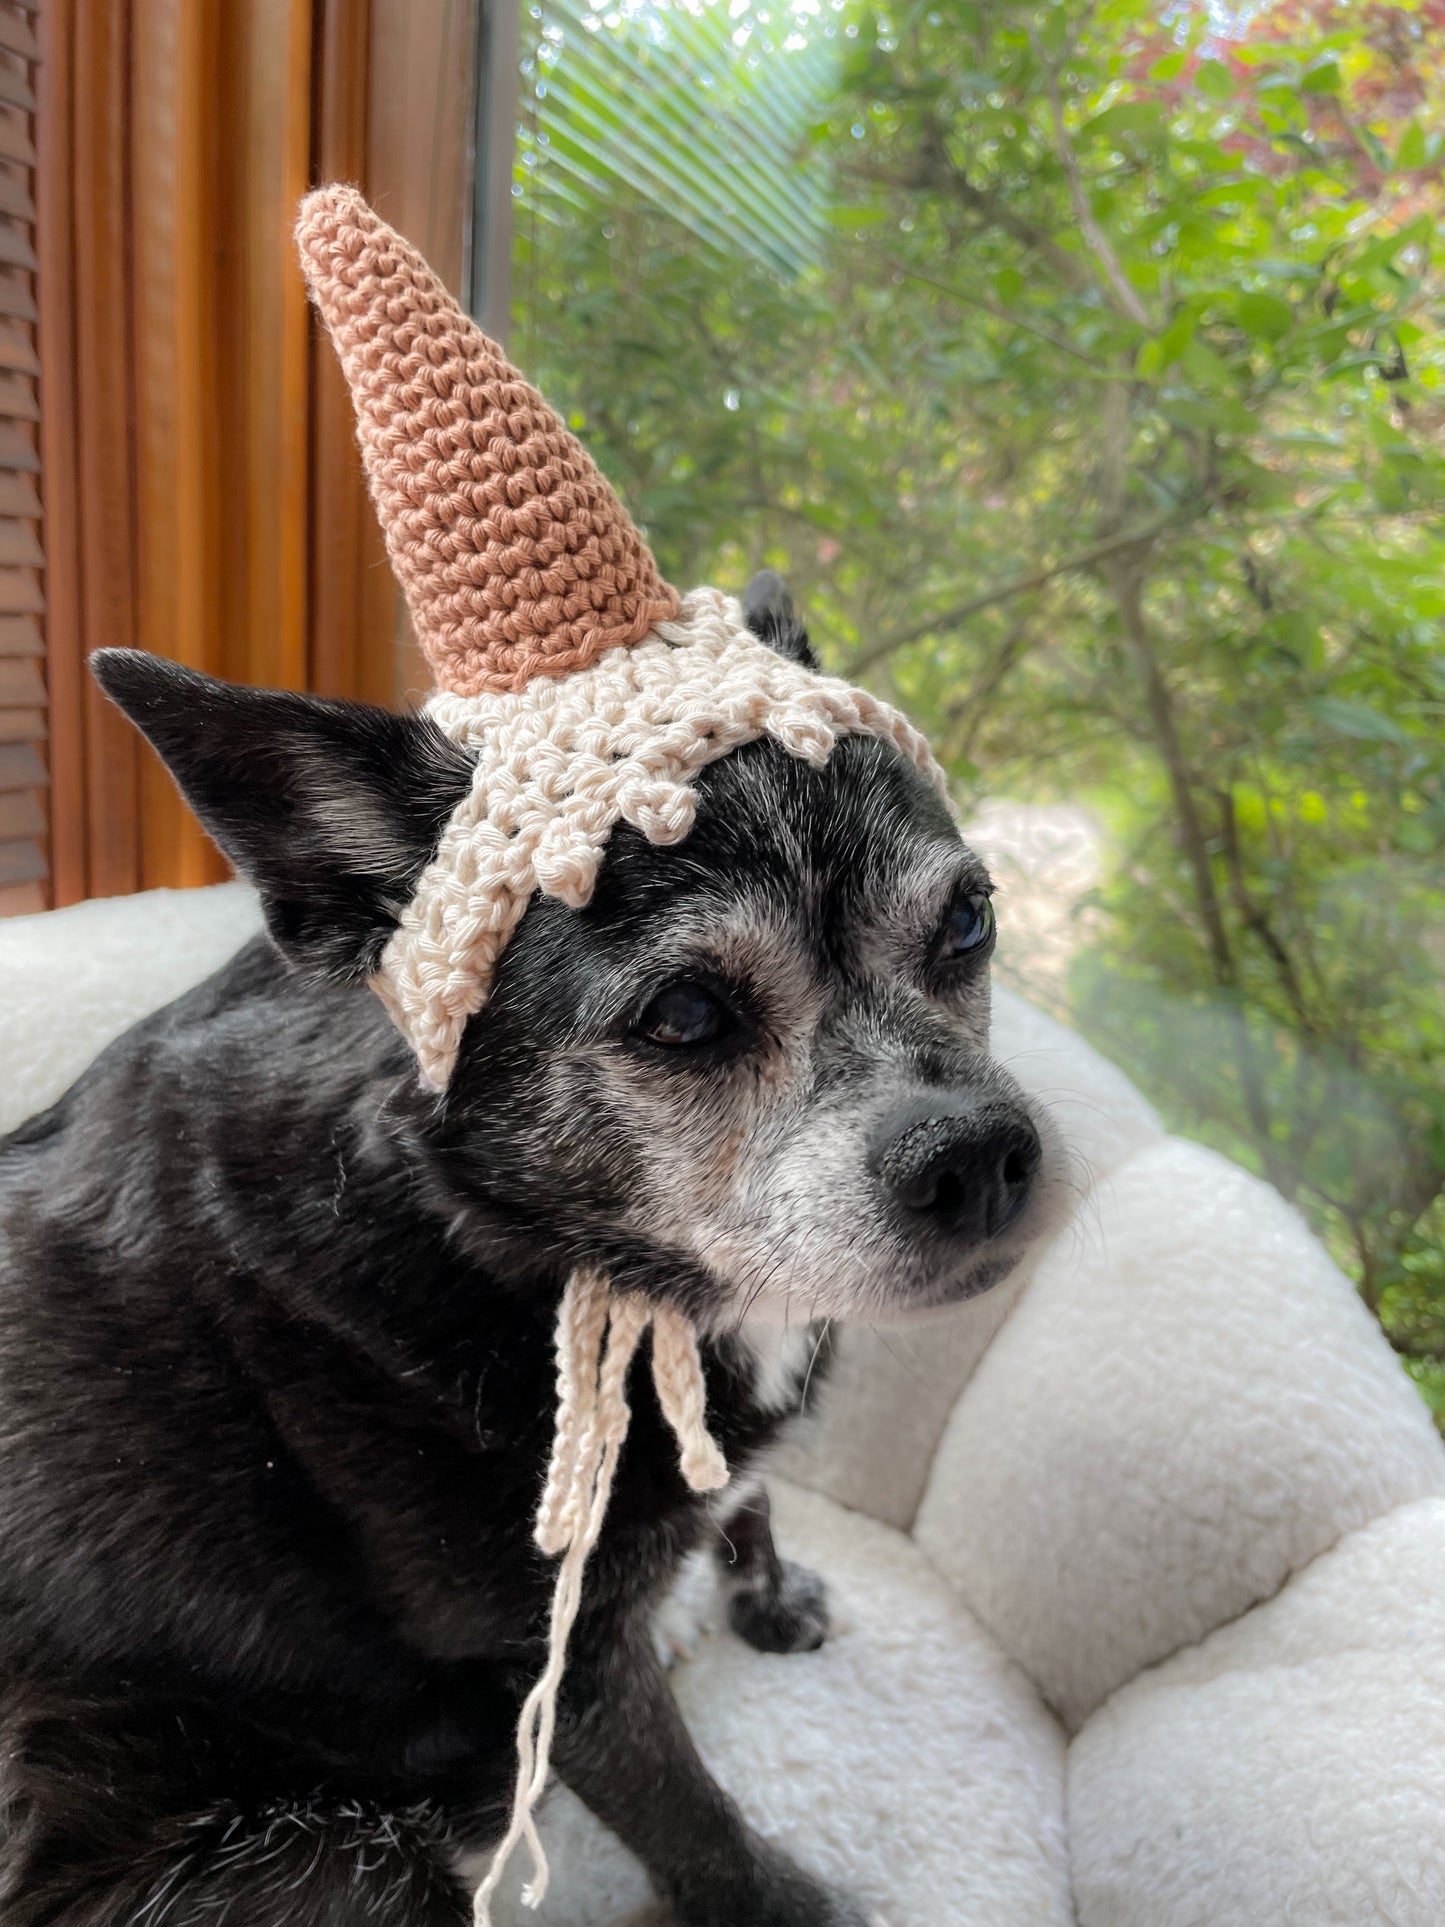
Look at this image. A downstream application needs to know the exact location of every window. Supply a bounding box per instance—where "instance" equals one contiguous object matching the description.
[513,0,1445,1419]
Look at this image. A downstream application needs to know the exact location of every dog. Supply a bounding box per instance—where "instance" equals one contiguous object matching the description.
[0,574,1060,1926]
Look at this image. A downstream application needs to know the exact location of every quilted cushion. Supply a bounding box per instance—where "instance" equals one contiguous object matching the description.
[1070,1497,1445,1926]
[487,1481,1072,1927]
[914,1136,1445,1730]
[0,882,262,1136]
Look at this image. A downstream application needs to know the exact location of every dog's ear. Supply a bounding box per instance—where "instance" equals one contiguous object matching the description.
[742,570,818,670]
[90,650,473,982]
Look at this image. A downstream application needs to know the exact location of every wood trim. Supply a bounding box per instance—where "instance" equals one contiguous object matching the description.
[36,0,83,902]
[464,0,517,340]
[131,0,222,888]
[72,0,139,899]
[239,0,311,693]
[26,0,489,911]
[307,0,394,709]
[0,0,44,905]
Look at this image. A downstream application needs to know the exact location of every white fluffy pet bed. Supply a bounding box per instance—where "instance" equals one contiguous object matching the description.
[4,885,1444,1927]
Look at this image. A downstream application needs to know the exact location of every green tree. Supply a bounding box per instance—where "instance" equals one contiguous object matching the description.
[515,0,1445,1415]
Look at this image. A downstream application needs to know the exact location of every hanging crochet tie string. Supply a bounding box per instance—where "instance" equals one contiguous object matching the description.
[472,1270,729,1926]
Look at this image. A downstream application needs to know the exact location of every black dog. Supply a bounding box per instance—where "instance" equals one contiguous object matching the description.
[0,577,1057,1925]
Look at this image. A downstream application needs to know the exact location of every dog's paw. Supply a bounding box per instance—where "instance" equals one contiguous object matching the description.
[653,1548,723,1669]
[728,1557,830,1655]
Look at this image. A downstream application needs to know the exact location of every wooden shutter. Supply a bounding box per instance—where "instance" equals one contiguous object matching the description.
[0,0,42,917]
[16,0,483,916]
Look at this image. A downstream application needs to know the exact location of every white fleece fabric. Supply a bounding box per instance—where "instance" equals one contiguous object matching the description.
[915,1136,1445,1731]
[1070,1497,1445,1927]
[4,882,1444,1927]
[485,1481,1072,1927]
[0,883,262,1136]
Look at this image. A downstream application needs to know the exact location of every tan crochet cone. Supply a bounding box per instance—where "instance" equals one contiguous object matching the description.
[296,184,680,697]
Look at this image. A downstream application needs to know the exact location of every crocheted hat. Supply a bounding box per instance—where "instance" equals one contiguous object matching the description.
[297,186,949,1924]
[297,185,945,1096]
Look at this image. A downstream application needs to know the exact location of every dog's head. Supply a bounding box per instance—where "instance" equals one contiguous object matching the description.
[93,577,1065,1332]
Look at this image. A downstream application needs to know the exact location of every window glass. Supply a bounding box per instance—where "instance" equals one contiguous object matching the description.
[515,0,1445,1424]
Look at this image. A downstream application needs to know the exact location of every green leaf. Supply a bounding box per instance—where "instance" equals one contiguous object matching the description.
[1309,697,1411,746]
[1182,336,1238,392]
[1301,60,1342,95]
[1084,101,1163,146]
[994,265,1023,304]
[1158,309,1197,365]
[1396,122,1427,172]
[1237,291,1294,341]
[1195,58,1232,101]
[1149,51,1187,83]
[1274,610,1323,670]
[1367,413,1414,453]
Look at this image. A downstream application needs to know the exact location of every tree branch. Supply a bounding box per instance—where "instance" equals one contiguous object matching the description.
[843,507,1184,674]
[853,151,1095,294]
[940,609,1040,763]
[1107,563,1232,983]
[1216,787,1318,1037]
[1106,556,1293,1194]
[1043,71,1154,331]
[883,256,1110,370]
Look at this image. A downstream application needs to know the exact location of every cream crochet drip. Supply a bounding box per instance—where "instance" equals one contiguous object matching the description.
[376,586,948,1090]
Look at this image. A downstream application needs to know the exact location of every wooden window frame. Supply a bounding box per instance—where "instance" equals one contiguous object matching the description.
[17,0,494,914]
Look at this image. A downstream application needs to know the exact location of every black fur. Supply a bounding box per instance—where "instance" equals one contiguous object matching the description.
[89,649,475,982]
[741,570,818,670]
[0,579,1049,1924]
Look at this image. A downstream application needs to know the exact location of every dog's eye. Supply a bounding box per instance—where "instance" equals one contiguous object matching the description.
[938,892,995,961]
[635,981,733,1049]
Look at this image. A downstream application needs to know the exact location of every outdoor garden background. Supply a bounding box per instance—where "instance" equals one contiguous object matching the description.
[510,0,1445,1420]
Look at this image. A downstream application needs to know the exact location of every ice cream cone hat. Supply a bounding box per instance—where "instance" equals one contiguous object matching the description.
[297,185,949,1922]
[297,184,945,1096]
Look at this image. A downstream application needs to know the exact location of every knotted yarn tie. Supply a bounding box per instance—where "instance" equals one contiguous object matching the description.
[471,1270,731,1926]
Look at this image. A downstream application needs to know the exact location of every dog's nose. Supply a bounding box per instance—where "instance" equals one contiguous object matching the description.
[870,1096,1041,1242]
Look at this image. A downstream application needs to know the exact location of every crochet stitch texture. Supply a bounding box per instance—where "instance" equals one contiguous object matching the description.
[380,586,948,1089]
[296,184,680,697]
